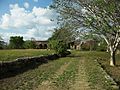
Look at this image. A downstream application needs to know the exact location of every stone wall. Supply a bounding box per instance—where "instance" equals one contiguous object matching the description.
[0,51,71,79]
[35,41,48,49]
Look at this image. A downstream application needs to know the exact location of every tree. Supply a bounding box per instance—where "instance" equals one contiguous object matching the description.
[48,26,73,54]
[52,0,120,66]
[24,40,36,49]
[48,26,76,49]
[49,25,75,43]
[9,36,24,49]
[0,36,6,49]
[49,40,67,54]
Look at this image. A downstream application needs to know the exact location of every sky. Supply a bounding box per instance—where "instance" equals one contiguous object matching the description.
[0,0,57,42]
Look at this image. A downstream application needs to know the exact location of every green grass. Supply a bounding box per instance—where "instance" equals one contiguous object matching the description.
[0,57,70,90]
[0,49,55,61]
[94,52,120,89]
[53,58,79,90]
[72,51,120,89]
[0,50,119,90]
[84,56,113,90]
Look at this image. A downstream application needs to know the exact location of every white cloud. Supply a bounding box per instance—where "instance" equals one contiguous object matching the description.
[1,29,52,43]
[27,28,52,40]
[24,2,29,9]
[0,4,57,41]
[33,0,38,2]
[0,4,57,29]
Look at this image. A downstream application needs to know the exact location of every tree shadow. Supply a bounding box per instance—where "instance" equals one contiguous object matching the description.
[67,55,81,58]
[116,65,120,67]
[0,62,46,79]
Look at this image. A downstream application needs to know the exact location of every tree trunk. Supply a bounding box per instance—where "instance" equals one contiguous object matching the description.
[106,45,109,53]
[110,50,116,66]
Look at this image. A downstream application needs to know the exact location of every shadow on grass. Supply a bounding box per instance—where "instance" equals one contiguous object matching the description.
[0,62,46,79]
[116,65,120,67]
[67,55,81,58]
[97,60,120,89]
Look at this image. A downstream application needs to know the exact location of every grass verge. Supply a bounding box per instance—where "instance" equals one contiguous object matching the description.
[0,49,54,61]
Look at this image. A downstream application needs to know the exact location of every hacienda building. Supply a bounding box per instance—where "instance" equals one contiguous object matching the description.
[34,39,96,51]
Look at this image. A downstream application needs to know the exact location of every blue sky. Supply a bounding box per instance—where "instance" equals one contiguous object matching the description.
[0,0,52,15]
[0,0,57,42]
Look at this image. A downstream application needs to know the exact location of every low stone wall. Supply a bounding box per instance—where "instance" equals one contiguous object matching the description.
[0,51,71,79]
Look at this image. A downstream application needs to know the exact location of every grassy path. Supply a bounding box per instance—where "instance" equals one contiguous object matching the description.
[35,58,72,90]
[35,57,93,90]
[51,57,79,90]
[70,57,92,90]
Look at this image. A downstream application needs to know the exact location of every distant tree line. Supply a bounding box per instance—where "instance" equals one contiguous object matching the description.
[0,35,119,53]
[0,36,36,49]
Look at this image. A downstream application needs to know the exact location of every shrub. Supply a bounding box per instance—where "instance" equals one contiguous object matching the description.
[24,40,36,49]
[48,40,67,54]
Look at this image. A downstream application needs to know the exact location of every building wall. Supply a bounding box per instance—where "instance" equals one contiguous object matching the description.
[69,40,96,50]
[34,40,96,50]
[35,41,48,49]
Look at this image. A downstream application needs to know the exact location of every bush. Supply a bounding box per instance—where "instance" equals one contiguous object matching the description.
[49,40,67,54]
[96,43,107,51]
[24,40,36,49]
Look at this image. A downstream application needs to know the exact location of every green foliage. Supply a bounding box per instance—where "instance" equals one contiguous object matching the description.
[49,40,67,54]
[48,26,75,43]
[48,26,72,54]
[24,40,36,49]
[9,36,24,49]
[0,41,6,49]
[52,0,120,66]
[0,36,7,49]
[96,43,107,51]
[56,41,67,54]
